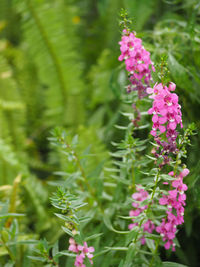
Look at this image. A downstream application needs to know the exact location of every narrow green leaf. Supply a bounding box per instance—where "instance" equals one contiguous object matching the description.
[85,233,103,241]
[61,226,73,237]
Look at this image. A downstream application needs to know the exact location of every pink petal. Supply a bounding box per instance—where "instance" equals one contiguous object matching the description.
[181,168,190,177]
[150,130,157,137]
[146,87,154,94]
[88,247,95,253]
[152,114,158,123]
[169,122,177,130]
[169,190,177,198]
[77,245,84,251]
[172,180,180,188]
[181,184,188,191]
[168,82,176,91]
[159,197,168,205]
[159,125,166,133]
[164,241,171,250]
[159,116,167,124]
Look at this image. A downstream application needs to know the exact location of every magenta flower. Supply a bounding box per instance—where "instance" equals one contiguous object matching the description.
[68,239,95,266]
[75,254,85,267]
[118,29,154,98]
[68,238,79,253]
[78,242,95,264]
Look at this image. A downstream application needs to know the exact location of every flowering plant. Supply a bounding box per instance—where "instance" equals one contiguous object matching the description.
[3,7,196,267]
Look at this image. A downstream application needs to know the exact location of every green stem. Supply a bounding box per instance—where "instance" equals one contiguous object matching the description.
[149,237,161,267]
[60,137,101,209]
[133,168,160,244]
[1,234,15,262]
[132,165,135,192]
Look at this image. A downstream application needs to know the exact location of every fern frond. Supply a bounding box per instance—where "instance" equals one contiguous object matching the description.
[14,0,85,126]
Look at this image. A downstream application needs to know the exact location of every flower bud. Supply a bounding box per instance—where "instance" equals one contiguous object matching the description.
[168,82,176,91]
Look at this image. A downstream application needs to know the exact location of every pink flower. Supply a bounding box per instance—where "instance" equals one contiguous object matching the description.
[68,239,95,266]
[118,30,154,98]
[75,254,85,267]
[78,242,95,261]
[68,238,79,253]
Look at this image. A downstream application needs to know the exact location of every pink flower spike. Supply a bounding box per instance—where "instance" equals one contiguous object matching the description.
[118,30,154,98]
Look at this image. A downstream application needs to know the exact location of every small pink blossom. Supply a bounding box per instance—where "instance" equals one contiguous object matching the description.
[68,239,95,266]
[69,238,79,253]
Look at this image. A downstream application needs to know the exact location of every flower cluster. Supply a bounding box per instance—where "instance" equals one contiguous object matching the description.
[156,168,189,250]
[147,82,182,163]
[128,186,155,244]
[68,238,95,267]
[118,30,155,98]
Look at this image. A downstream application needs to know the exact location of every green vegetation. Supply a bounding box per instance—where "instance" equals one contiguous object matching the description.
[0,0,199,266]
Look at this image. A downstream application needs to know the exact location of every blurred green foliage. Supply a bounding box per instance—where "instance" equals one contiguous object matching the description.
[0,0,200,266]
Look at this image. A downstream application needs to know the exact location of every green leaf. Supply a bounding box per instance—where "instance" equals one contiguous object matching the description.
[105,247,128,251]
[85,233,103,241]
[124,0,156,31]
[103,215,130,234]
[61,226,73,237]
[78,216,91,223]
[168,54,193,92]
[118,260,124,267]
[146,238,155,252]
[55,213,79,224]
[124,243,136,265]
[52,241,59,257]
[0,213,25,218]
[55,251,76,257]
[27,256,45,262]
[162,262,188,267]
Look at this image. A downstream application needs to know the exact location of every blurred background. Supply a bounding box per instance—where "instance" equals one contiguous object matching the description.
[0,0,200,266]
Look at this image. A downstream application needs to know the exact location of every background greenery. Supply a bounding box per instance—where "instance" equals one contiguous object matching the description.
[0,0,200,266]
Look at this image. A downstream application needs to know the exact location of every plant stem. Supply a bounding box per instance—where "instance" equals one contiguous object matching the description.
[132,165,136,192]
[60,137,101,210]
[1,233,15,262]
[6,174,21,228]
[133,168,160,244]
[149,237,161,267]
